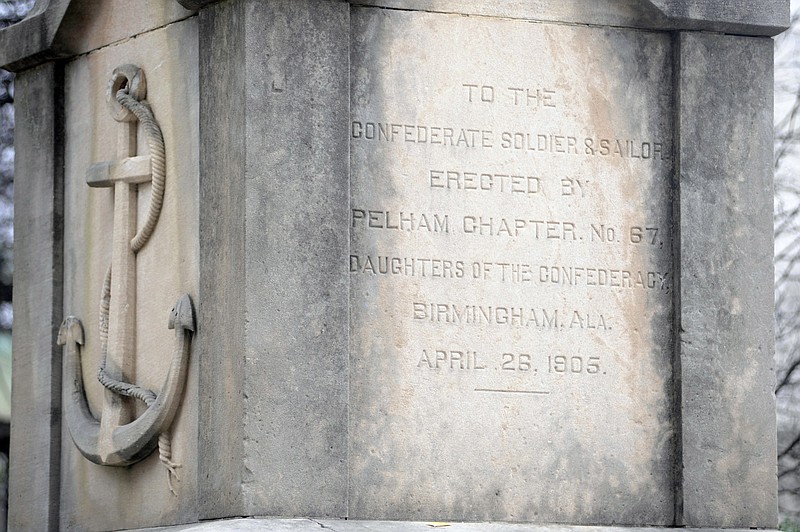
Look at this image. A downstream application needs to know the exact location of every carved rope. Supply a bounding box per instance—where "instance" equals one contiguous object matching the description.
[94,76,182,493]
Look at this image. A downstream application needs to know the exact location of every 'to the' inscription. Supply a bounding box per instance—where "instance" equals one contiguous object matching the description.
[462,83,557,109]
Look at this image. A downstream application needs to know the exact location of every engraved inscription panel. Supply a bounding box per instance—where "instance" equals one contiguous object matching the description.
[350,9,674,524]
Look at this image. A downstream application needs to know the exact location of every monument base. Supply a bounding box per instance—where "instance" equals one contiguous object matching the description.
[136,518,777,532]
[0,1,785,531]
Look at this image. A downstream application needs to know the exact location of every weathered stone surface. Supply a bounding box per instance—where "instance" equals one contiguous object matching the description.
[647,0,788,34]
[0,0,193,71]
[9,62,64,532]
[0,0,70,71]
[134,517,776,532]
[677,32,778,529]
[59,16,199,531]
[353,0,789,36]
[178,0,220,10]
[348,0,664,29]
[349,7,675,524]
[197,0,350,520]
[52,1,193,59]
[195,0,247,519]
[0,0,789,75]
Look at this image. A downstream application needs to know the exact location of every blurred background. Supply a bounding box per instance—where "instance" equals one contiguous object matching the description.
[775,0,800,525]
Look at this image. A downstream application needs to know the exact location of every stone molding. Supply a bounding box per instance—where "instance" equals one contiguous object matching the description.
[0,0,70,71]
[0,0,791,71]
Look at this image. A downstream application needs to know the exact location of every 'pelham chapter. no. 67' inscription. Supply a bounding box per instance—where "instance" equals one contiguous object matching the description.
[351,207,663,244]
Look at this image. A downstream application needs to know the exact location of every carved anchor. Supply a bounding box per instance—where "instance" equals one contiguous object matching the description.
[58,65,195,493]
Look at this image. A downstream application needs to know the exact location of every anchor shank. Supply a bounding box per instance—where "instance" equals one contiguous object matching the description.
[98,121,139,456]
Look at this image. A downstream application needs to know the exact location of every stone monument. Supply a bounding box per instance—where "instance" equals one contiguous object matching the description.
[0,1,784,530]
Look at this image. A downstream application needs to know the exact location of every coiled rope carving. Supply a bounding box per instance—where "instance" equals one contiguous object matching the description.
[96,79,180,494]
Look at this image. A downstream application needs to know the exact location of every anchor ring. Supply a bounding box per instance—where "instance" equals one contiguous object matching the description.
[106,64,147,122]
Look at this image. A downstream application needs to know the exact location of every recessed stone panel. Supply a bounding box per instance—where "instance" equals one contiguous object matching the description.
[349,8,675,524]
[59,18,199,530]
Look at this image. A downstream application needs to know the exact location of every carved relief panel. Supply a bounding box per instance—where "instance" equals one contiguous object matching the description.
[60,18,200,529]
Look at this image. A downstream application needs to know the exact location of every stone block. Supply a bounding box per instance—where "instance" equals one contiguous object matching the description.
[196,0,350,520]
[57,16,200,531]
[677,31,778,528]
[1,0,783,529]
[0,0,193,71]
[348,6,675,524]
[9,62,63,532]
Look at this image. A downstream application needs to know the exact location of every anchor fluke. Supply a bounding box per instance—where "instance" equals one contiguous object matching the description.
[59,294,196,467]
[58,316,84,347]
[58,316,102,465]
[169,293,195,332]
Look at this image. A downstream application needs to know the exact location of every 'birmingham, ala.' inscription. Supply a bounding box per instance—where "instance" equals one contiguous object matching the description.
[412,303,610,330]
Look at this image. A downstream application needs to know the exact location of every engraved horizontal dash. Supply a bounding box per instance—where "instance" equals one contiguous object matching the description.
[474,388,550,395]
